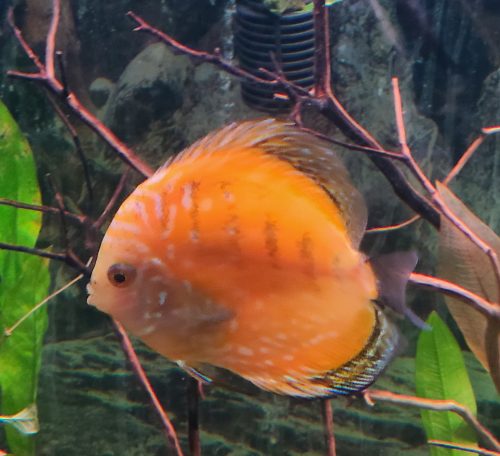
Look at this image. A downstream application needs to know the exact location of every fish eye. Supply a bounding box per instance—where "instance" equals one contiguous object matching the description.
[107,263,137,288]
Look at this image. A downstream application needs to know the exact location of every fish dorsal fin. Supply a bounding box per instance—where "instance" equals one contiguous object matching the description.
[161,118,367,247]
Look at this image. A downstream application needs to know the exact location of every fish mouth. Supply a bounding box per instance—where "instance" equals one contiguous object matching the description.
[86,282,96,306]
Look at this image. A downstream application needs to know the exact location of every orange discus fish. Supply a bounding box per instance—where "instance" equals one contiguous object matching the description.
[87,119,417,398]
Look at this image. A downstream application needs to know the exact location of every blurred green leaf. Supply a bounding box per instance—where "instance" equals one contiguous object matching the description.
[416,312,478,455]
[0,100,49,455]
[437,182,500,392]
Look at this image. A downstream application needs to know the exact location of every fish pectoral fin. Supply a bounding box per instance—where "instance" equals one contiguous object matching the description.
[0,404,39,435]
[370,251,429,329]
[176,361,213,384]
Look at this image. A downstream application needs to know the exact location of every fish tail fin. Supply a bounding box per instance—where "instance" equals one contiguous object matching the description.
[316,307,400,396]
[0,404,39,435]
[369,251,429,329]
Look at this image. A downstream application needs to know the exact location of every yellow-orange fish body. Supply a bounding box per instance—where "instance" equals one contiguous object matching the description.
[88,119,399,397]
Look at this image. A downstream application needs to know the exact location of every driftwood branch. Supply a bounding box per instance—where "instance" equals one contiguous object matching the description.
[126,6,440,228]
[409,273,500,320]
[113,321,184,456]
[6,3,153,178]
[321,399,336,456]
[364,389,500,452]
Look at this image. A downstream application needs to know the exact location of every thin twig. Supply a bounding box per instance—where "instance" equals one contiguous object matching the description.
[127,7,441,227]
[113,321,184,456]
[0,242,87,273]
[409,273,500,319]
[4,273,84,337]
[45,93,94,204]
[127,11,276,87]
[391,77,436,196]
[298,126,405,160]
[321,399,336,456]
[429,440,500,456]
[7,4,153,178]
[444,133,486,184]
[364,389,500,451]
[45,0,60,79]
[94,170,130,230]
[7,10,44,71]
[0,198,85,224]
[366,214,420,233]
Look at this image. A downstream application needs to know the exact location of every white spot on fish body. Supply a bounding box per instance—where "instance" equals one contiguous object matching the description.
[159,291,168,306]
[138,324,157,336]
[283,354,294,361]
[140,189,164,223]
[107,238,150,254]
[161,205,177,239]
[150,257,167,269]
[134,200,149,225]
[147,169,168,185]
[229,320,239,332]
[238,346,254,356]
[181,183,193,210]
[259,347,270,354]
[276,333,288,341]
[264,359,274,366]
[200,198,213,211]
[110,221,142,235]
[190,230,199,242]
[183,280,193,293]
[166,244,175,259]
[223,190,235,203]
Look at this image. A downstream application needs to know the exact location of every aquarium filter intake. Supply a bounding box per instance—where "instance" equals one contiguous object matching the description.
[235,0,333,112]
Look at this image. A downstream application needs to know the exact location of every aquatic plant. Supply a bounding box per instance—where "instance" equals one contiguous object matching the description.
[0,101,49,455]
[0,0,499,455]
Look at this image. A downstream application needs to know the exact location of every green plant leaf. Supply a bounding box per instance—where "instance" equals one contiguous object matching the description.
[415,312,478,455]
[0,100,49,456]
[436,182,500,392]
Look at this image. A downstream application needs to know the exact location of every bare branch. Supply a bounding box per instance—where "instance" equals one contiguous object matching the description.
[7,5,153,178]
[321,399,336,456]
[45,0,61,79]
[366,214,420,234]
[127,11,276,87]
[409,273,500,320]
[0,242,87,274]
[298,126,405,160]
[444,134,487,184]
[4,273,84,337]
[45,92,94,203]
[112,321,184,456]
[94,170,131,230]
[364,389,500,452]
[391,77,436,196]
[0,198,85,224]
